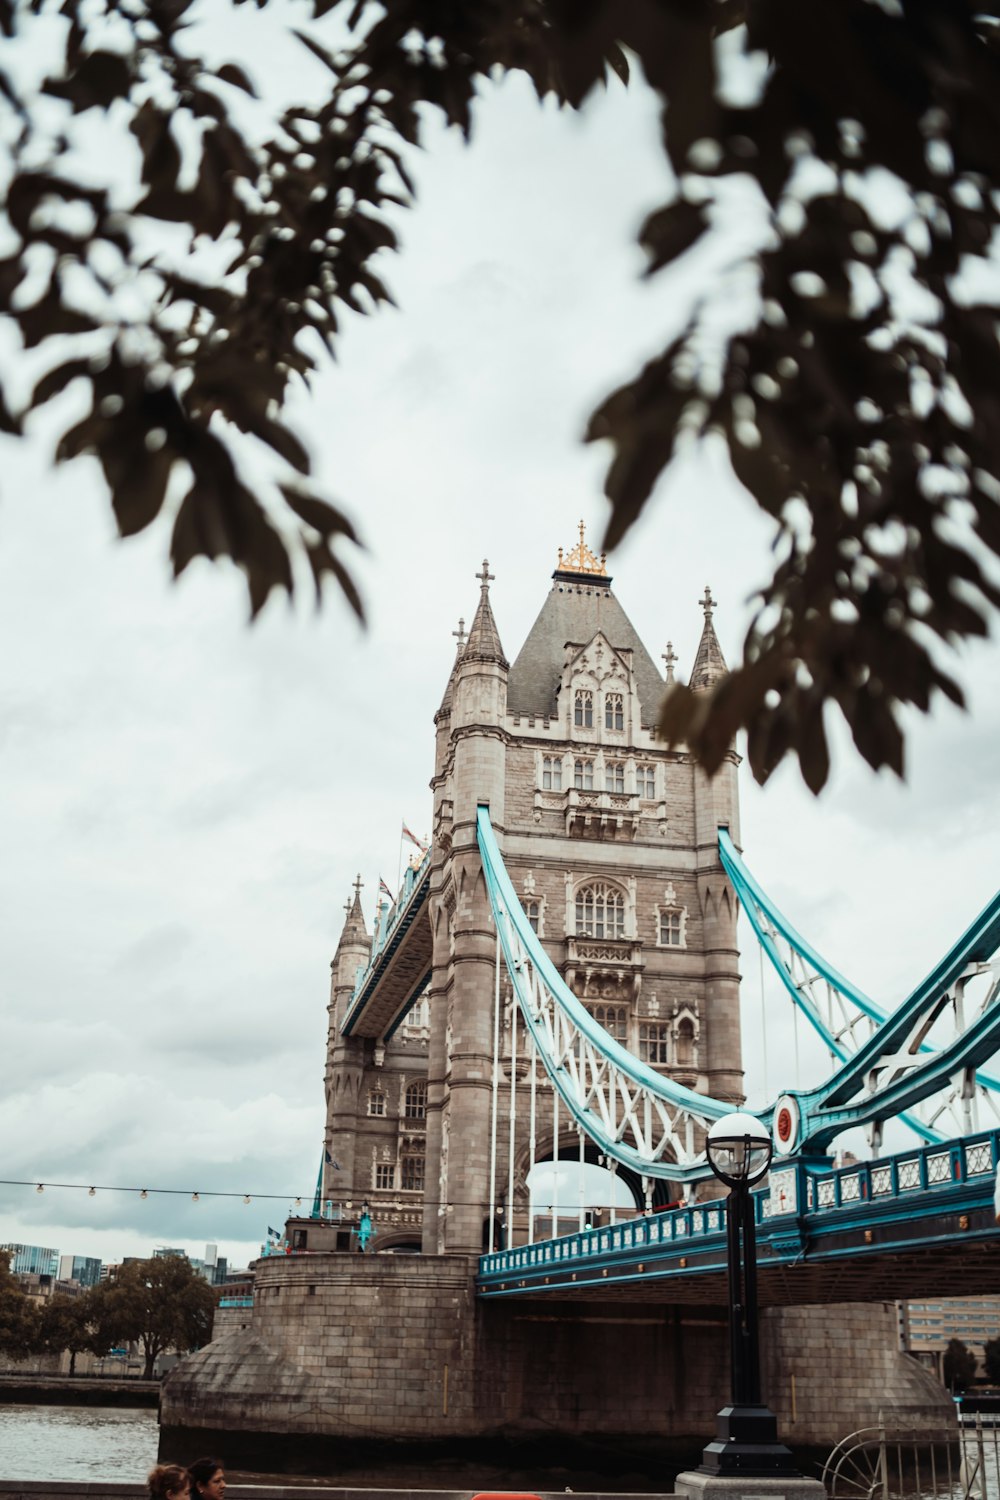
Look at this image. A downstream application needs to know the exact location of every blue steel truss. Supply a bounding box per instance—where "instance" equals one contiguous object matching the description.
[477,806,1000,1177]
[719,831,1000,1155]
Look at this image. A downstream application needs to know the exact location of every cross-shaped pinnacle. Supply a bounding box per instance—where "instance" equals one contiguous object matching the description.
[352,873,364,899]
[662,641,678,682]
[476,559,495,592]
[700,585,717,621]
[453,617,467,652]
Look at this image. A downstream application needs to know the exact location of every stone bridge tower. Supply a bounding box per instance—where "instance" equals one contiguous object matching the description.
[322,529,743,1255]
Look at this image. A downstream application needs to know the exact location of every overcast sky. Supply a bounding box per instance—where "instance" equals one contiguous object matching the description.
[1,9,998,1270]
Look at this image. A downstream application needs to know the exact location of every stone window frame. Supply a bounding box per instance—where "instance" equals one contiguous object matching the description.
[401,1155,425,1192]
[574,878,628,940]
[636,762,657,799]
[654,885,688,949]
[638,1021,671,1065]
[604,691,624,732]
[573,756,595,790]
[374,1162,395,1190]
[368,1089,386,1117]
[541,753,563,791]
[524,897,543,936]
[604,759,625,794]
[404,1080,427,1119]
[574,689,594,728]
[589,1002,629,1044]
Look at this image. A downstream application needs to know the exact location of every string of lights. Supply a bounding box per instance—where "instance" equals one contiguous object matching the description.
[0,1178,307,1206]
[0,1178,583,1213]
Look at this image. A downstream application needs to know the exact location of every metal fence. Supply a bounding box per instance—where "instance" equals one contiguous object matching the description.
[823,1416,1000,1500]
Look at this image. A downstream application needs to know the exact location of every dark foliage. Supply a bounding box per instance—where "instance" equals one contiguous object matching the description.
[1,0,999,789]
[944,1336,978,1393]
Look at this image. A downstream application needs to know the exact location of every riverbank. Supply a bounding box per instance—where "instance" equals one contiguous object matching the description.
[0,1375,159,1407]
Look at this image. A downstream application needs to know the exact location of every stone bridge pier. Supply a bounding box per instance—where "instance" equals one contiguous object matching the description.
[160,1253,952,1480]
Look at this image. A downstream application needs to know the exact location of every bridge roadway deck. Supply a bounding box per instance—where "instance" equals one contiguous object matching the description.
[478,1130,1000,1304]
[341,852,432,1040]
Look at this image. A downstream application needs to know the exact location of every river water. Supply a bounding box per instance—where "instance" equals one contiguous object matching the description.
[0,1404,160,1480]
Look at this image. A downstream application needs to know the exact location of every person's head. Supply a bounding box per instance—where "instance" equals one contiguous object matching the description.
[188,1459,225,1500]
[148,1466,191,1500]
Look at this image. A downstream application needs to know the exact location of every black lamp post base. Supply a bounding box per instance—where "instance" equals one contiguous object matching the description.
[699,1404,801,1476]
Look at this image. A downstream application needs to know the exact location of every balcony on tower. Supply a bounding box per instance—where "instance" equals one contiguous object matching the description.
[564,934,644,1003]
[563,786,640,840]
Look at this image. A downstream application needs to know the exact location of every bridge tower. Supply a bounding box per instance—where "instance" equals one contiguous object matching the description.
[320,529,744,1253]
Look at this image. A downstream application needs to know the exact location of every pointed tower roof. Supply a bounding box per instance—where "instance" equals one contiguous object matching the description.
[507,523,665,726]
[690,585,728,691]
[334,875,369,957]
[436,617,468,721]
[463,559,508,667]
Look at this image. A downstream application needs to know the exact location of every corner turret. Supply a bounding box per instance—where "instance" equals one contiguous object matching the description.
[324,877,372,1204]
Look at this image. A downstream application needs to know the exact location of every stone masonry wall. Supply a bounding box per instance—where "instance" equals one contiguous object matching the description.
[161,1255,954,1468]
[762,1302,953,1445]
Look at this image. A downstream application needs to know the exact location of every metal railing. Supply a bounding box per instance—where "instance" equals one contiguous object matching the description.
[823,1415,1000,1500]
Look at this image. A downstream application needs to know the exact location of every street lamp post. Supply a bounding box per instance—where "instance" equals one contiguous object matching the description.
[700,1112,799,1478]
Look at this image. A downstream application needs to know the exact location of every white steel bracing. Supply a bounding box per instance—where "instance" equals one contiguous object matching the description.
[477,807,729,1184]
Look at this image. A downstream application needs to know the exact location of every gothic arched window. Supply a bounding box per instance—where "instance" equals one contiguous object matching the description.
[573,757,594,790]
[574,690,594,728]
[604,692,623,731]
[404,1081,427,1119]
[542,755,562,790]
[575,881,626,940]
[605,760,625,794]
[368,1090,386,1117]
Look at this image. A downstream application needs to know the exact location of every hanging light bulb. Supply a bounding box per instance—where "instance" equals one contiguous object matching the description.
[35,1184,44,1194]
[243,1195,251,1205]
[140,1189,148,1200]
[88,1186,96,1197]
[191,1192,200,1203]
[294,1198,302,1209]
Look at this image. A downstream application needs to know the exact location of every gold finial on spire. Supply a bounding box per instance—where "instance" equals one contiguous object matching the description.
[556,520,608,577]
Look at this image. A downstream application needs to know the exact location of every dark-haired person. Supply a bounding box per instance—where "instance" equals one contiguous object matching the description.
[147,1466,190,1500]
[188,1458,226,1500]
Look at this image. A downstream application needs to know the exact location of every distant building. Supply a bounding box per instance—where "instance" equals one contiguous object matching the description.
[901,1296,1000,1380]
[1,1242,58,1276]
[57,1253,102,1288]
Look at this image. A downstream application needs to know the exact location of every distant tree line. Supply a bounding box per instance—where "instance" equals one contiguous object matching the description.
[0,1249,214,1379]
[942,1336,1000,1393]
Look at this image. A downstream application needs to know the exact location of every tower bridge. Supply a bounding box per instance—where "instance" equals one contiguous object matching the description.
[161,533,1000,1477]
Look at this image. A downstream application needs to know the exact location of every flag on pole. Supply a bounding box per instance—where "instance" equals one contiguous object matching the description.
[378,876,394,902]
[401,823,427,852]
[267,1226,280,1240]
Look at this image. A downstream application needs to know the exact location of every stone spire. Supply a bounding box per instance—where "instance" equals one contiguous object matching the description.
[690,585,728,691]
[463,559,508,667]
[435,617,468,722]
[334,875,369,955]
